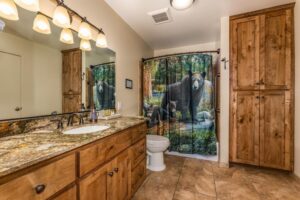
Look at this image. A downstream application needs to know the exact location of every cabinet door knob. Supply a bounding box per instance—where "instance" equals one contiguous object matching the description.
[107,172,114,177]
[256,96,260,99]
[113,168,119,173]
[35,184,46,194]
[15,107,22,111]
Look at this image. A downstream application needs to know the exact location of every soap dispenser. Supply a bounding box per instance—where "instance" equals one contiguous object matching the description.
[90,105,98,123]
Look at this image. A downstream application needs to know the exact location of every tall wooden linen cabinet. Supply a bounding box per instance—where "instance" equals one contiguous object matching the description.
[229,4,295,171]
[62,49,82,113]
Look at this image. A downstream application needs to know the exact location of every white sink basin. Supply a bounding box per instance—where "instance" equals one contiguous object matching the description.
[63,125,110,135]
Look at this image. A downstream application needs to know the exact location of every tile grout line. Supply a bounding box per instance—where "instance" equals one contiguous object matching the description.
[171,157,186,200]
[211,163,218,200]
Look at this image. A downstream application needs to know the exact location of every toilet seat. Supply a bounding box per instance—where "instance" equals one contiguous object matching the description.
[147,135,169,147]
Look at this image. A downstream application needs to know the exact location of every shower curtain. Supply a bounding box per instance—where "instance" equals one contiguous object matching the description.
[92,62,116,110]
[143,53,217,156]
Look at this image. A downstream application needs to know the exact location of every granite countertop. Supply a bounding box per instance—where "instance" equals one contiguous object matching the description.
[0,117,146,178]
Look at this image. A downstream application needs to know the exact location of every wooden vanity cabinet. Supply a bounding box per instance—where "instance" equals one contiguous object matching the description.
[52,186,77,200]
[0,154,76,200]
[0,122,147,200]
[230,4,294,171]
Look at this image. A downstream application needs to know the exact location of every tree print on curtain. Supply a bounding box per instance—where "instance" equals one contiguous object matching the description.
[143,54,217,155]
[92,62,115,110]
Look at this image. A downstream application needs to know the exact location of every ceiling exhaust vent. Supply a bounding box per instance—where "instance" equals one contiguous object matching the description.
[148,8,172,24]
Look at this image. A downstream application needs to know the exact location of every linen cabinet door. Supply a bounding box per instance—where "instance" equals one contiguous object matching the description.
[79,162,112,200]
[259,91,292,170]
[231,16,260,90]
[63,95,81,113]
[111,150,131,200]
[230,91,260,165]
[260,9,293,90]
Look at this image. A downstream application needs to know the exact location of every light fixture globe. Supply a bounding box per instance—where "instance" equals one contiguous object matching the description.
[80,39,91,51]
[96,31,107,48]
[170,0,195,10]
[60,28,73,44]
[14,0,39,12]
[78,21,92,40]
[52,5,71,28]
[33,13,51,34]
[0,0,19,20]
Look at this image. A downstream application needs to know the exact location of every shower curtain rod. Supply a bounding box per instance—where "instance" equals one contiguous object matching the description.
[142,49,220,62]
[90,62,115,69]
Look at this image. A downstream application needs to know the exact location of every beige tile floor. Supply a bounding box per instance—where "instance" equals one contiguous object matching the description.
[133,155,300,200]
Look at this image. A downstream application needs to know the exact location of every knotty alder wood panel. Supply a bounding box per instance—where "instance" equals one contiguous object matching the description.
[62,49,82,95]
[111,150,132,200]
[0,154,76,200]
[259,91,292,170]
[230,91,260,165]
[231,16,260,90]
[230,4,294,171]
[260,9,293,90]
[52,186,77,200]
[62,94,81,113]
[80,162,111,200]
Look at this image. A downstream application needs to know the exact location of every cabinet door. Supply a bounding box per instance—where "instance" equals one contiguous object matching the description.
[260,9,293,90]
[259,91,292,170]
[231,16,260,90]
[62,49,82,95]
[230,91,260,165]
[63,95,81,113]
[111,150,131,200]
[52,186,76,200]
[80,162,112,200]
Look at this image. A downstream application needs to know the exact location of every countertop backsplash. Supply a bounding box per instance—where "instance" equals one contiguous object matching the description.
[0,113,89,138]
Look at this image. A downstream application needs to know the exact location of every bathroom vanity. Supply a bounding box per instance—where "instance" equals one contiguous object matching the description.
[0,117,147,200]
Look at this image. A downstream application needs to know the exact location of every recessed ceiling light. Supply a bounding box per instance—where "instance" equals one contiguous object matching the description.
[170,0,195,10]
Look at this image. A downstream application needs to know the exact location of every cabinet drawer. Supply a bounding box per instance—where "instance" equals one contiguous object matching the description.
[79,130,132,176]
[0,154,76,200]
[131,138,146,168]
[52,186,76,200]
[131,123,147,144]
[131,158,146,193]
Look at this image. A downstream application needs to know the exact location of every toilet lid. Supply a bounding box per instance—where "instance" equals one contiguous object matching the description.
[147,135,169,145]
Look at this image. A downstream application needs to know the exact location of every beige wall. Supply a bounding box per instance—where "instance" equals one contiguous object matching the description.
[0,32,62,117]
[39,0,153,116]
[154,42,220,57]
[294,0,300,177]
[219,16,230,167]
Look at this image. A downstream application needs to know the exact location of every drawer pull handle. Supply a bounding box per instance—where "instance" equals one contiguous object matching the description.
[35,184,46,194]
[114,168,119,173]
[108,172,114,177]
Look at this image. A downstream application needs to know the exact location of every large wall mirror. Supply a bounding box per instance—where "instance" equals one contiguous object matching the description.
[0,8,116,120]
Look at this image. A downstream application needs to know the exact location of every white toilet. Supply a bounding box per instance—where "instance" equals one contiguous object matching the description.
[146,135,170,171]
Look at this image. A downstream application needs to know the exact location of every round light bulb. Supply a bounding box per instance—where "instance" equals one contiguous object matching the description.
[170,0,195,10]
[52,5,71,28]
[33,14,51,34]
[96,32,107,48]
[0,0,19,20]
[80,39,91,51]
[78,21,92,40]
[60,28,73,44]
[14,0,39,12]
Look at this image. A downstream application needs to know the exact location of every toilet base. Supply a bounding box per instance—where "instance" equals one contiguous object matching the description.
[147,152,166,172]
